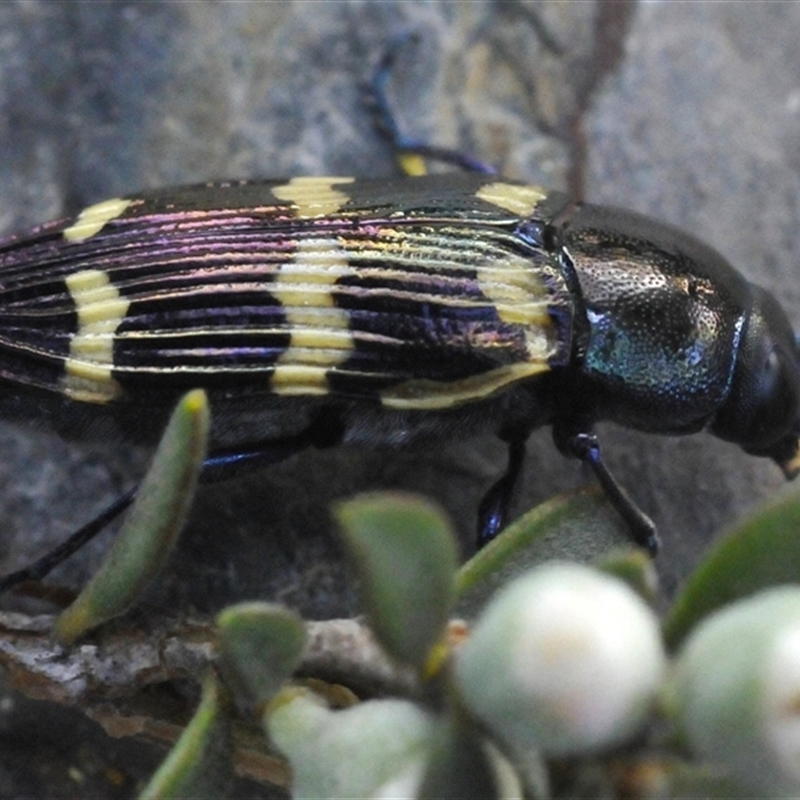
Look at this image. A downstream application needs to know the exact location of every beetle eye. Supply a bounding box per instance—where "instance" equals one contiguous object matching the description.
[713,289,800,456]
[748,343,800,451]
[762,349,781,393]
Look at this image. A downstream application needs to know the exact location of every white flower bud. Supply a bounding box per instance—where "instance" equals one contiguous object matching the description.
[670,587,800,795]
[456,563,665,755]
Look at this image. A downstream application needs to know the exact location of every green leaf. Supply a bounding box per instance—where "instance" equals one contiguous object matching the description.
[664,763,762,799]
[333,492,457,673]
[663,485,800,649]
[417,714,521,800]
[456,487,633,616]
[55,389,209,644]
[216,602,306,708]
[594,549,659,606]
[139,673,232,800]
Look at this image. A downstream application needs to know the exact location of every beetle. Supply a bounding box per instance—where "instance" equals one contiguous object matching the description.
[0,169,797,588]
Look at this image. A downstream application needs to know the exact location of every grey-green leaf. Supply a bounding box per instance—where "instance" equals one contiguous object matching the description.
[217,602,306,709]
[333,492,457,673]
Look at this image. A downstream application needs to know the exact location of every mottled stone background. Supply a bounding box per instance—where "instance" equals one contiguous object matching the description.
[0,2,798,796]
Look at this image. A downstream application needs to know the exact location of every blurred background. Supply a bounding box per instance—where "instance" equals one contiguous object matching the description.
[0,2,798,796]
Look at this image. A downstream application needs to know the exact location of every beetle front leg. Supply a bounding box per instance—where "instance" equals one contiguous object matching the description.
[553,425,660,556]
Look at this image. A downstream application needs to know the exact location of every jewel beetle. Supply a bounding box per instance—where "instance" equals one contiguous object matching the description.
[0,169,797,586]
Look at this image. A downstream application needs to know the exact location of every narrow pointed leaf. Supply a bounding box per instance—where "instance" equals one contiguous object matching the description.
[55,389,209,644]
[139,673,232,799]
[418,715,520,800]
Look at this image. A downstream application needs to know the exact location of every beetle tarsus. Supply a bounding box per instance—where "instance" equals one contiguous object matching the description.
[557,429,660,556]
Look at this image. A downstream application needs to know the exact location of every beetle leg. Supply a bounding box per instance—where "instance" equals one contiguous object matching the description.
[0,430,323,595]
[476,438,527,549]
[200,406,345,480]
[199,431,316,482]
[0,488,137,594]
[555,428,660,556]
[366,34,496,175]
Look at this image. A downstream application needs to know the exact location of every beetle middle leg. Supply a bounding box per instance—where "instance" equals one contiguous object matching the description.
[476,438,526,549]
[553,424,660,556]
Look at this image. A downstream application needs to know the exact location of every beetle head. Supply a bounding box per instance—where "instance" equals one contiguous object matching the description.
[711,287,800,479]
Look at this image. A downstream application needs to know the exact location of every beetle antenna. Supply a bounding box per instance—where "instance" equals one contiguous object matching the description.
[365,33,496,174]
